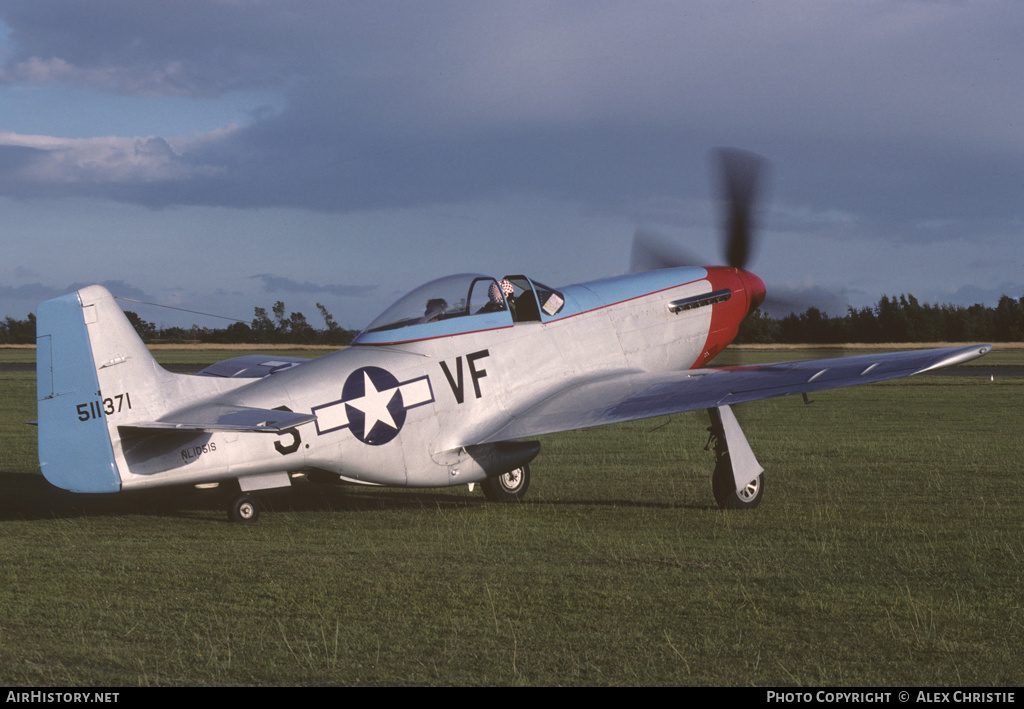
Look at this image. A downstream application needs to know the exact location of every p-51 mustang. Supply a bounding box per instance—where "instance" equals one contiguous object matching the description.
[35,152,991,522]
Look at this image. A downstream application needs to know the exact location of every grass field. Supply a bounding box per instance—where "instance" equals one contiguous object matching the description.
[0,346,1021,686]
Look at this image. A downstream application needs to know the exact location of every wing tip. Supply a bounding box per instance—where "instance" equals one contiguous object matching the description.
[917,344,992,374]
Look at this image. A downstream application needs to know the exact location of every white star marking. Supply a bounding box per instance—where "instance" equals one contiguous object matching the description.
[312,371,433,438]
[346,371,398,433]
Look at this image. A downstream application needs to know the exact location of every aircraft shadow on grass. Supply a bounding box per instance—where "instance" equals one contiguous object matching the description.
[0,470,709,523]
[0,472,461,521]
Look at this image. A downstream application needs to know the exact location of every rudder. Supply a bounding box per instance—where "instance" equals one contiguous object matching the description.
[36,287,123,492]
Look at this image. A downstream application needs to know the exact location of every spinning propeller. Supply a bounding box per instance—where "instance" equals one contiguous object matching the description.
[630,147,766,274]
[630,148,833,318]
[717,147,764,271]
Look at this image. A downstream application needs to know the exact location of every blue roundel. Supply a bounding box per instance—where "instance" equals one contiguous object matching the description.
[341,366,407,445]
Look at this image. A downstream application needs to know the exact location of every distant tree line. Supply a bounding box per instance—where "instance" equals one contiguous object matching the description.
[3,293,1023,346]
[0,313,35,345]
[0,302,355,346]
[736,293,1024,344]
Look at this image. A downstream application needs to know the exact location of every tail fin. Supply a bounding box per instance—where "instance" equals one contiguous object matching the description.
[36,285,176,493]
[36,286,313,494]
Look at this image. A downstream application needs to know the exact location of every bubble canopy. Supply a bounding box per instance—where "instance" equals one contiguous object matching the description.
[354,273,512,344]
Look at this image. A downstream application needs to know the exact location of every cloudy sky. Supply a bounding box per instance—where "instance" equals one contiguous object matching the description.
[1,1,1021,331]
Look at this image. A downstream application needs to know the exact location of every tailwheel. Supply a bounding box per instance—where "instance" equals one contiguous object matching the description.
[481,464,530,502]
[228,493,261,523]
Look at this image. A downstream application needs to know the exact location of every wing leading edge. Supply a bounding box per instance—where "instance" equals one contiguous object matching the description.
[476,345,992,444]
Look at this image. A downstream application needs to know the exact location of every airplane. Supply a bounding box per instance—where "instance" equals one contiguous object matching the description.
[34,150,992,522]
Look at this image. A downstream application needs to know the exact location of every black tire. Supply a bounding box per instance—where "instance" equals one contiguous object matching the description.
[481,464,530,502]
[228,494,260,523]
[712,464,764,510]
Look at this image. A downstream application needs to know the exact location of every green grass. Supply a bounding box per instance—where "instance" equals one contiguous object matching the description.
[0,353,1021,685]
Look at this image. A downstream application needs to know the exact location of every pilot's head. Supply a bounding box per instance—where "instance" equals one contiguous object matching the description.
[489,279,514,306]
[424,298,448,319]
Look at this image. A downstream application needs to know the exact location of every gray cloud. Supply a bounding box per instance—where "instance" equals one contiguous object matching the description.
[250,274,376,298]
[0,0,312,96]
[65,280,153,301]
[0,279,154,315]
[1,1,1022,323]
[0,2,1021,227]
[0,282,68,302]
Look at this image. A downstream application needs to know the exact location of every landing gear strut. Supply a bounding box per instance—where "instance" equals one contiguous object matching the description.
[706,405,765,510]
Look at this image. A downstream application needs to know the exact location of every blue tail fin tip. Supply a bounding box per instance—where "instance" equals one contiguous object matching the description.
[36,288,122,493]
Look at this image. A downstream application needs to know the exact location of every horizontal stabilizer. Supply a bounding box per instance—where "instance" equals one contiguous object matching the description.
[123,404,316,433]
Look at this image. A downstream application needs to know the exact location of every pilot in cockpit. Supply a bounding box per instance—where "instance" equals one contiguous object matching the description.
[477,278,514,314]
[423,297,448,322]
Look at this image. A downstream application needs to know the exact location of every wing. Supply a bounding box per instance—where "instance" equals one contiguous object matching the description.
[475,344,992,444]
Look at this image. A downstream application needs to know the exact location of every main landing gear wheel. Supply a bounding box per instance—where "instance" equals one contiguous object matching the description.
[481,464,531,502]
[712,465,764,510]
[228,493,260,523]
